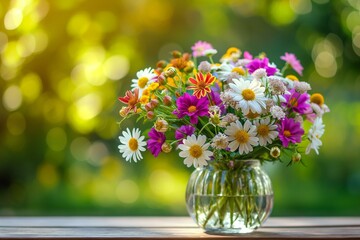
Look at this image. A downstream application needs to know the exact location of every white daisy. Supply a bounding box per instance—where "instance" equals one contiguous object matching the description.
[130,67,157,95]
[229,78,267,114]
[216,62,245,82]
[306,118,325,155]
[225,120,259,154]
[254,117,279,146]
[178,134,213,168]
[118,128,146,162]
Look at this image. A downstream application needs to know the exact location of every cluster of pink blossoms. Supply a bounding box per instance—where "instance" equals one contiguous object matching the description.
[117,41,329,168]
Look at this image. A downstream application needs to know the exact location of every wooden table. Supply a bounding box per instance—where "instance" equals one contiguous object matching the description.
[0,217,359,239]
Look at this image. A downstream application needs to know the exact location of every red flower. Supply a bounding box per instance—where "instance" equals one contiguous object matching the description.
[187,72,216,99]
[118,88,139,115]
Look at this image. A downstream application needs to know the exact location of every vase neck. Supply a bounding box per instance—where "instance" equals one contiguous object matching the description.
[206,159,260,171]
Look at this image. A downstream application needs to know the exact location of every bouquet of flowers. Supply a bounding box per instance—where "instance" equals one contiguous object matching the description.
[117,41,329,168]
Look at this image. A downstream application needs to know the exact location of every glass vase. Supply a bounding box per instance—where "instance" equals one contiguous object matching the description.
[185,159,273,234]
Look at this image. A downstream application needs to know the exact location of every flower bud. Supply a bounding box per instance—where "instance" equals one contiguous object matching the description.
[150,99,159,108]
[164,67,176,78]
[156,60,167,69]
[119,107,128,117]
[172,50,182,58]
[161,142,172,153]
[145,102,153,111]
[163,95,172,106]
[228,160,235,169]
[154,118,169,132]
[182,53,191,61]
[147,111,154,119]
[292,152,302,163]
[184,61,194,73]
[157,73,166,85]
[270,147,281,159]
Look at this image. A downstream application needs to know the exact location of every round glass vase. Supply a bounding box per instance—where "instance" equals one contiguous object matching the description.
[185,159,273,234]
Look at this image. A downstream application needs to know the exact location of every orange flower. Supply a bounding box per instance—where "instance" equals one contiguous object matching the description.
[118,88,140,115]
[187,72,216,99]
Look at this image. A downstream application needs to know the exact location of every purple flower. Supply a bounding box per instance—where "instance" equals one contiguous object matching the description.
[246,58,277,76]
[282,89,311,114]
[147,128,166,157]
[175,125,195,144]
[278,118,304,147]
[173,93,209,124]
[281,52,303,76]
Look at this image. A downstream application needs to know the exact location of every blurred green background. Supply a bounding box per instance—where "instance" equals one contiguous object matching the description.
[1,0,360,216]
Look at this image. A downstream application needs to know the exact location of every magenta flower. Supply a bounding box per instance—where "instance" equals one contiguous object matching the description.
[282,89,311,114]
[147,128,166,157]
[191,41,214,57]
[246,58,277,76]
[173,93,209,124]
[278,118,304,147]
[175,125,196,144]
[281,52,303,76]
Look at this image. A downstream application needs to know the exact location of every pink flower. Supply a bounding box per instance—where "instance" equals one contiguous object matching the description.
[243,51,253,60]
[281,52,303,76]
[278,118,304,147]
[191,41,214,57]
[173,93,209,124]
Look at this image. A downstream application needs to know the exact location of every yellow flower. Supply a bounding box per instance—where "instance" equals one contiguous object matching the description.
[286,74,299,81]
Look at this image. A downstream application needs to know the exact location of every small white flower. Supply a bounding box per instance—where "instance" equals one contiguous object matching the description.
[229,78,267,114]
[254,117,278,146]
[220,89,237,109]
[311,103,330,118]
[131,67,157,95]
[178,135,213,168]
[211,133,229,150]
[269,78,286,95]
[118,128,146,162]
[306,118,325,155]
[225,120,259,154]
[252,68,267,80]
[204,49,218,56]
[294,81,311,94]
[219,113,239,127]
[270,105,286,120]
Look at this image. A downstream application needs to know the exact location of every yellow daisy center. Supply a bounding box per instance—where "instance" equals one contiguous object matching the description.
[283,130,291,137]
[310,93,324,106]
[138,77,149,88]
[257,125,269,137]
[286,75,299,81]
[189,144,203,158]
[235,130,249,144]
[242,89,256,101]
[232,67,245,75]
[188,105,197,113]
[128,138,139,151]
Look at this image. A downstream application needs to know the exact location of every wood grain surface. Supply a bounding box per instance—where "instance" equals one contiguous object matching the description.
[0,217,359,239]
